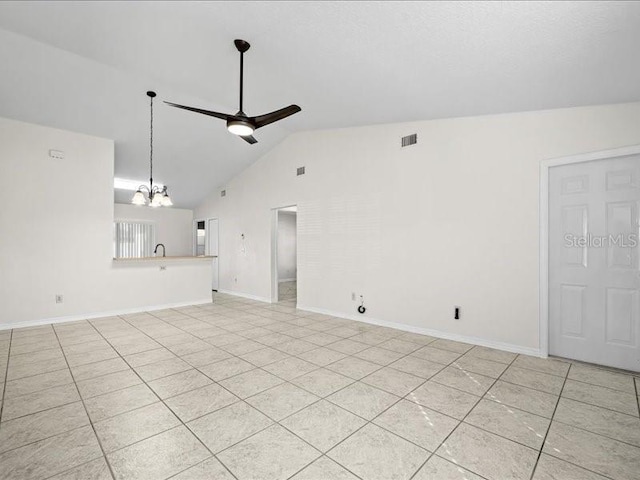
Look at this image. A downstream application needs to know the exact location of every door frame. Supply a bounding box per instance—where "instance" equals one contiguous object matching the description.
[207,218,219,292]
[193,217,219,291]
[205,217,219,257]
[271,205,297,304]
[539,144,640,357]
[192,217,218,255]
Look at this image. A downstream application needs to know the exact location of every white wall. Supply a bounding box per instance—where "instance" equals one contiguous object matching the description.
[195,102,640,353]
[114,203,194,256]
[277,212,297,282]
[0,117,211,329]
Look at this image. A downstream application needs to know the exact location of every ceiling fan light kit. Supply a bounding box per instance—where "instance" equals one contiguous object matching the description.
[227,119,254,136]
[165,39,301,144]
[132,91,173,207]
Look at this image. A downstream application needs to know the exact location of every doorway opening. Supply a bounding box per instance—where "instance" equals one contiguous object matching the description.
[194,218,219,292]
[195,221,206,256]
[271,205,297,304]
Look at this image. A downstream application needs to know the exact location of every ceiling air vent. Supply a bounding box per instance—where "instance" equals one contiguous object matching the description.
[297,166,306,176]
[221,190,226,197]
[401,133,417,148]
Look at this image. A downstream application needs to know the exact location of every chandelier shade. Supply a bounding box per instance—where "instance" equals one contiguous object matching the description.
[131,190,146,205]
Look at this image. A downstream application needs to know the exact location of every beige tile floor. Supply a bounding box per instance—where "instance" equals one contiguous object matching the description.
[0,294,639,480]
[278,281,297,302]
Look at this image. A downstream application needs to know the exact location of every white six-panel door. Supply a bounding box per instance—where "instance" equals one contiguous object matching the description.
[549,154,640,371]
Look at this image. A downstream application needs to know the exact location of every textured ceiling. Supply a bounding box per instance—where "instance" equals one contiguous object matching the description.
[1,1,639,207]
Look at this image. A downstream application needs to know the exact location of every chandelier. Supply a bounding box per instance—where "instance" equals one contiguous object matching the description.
[132,91,173,207]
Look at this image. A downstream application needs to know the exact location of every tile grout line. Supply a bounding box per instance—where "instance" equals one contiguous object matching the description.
[413,353,582,477]
[133,298,640,477]
[635,374,640,417]
[552,372,638,394]
[50,324,118,480]
[141,306,393,391]
[99,306,550,479]
[1,394,79,424]
[169,302,411,479]
[5,343,625,478]
[0,329,13,423]
[406,349,522,480]
[1,424,91,459]
[553,354,640,377]
[463,366,640,418]
[554,389,639,418]
[6,299,639,480]
[550,415,640,449]
[88,312,242,480]
[41,453,114,480]
[276,338,448,478]
[527,362,572,480]
[157,304,350,479]
[180,302,531,477]
[169,302,630,393]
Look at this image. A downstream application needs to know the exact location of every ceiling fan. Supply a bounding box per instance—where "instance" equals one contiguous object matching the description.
[165,39,301,144]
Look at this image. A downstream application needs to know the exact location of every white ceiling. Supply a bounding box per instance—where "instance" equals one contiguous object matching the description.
[1,1,639,207]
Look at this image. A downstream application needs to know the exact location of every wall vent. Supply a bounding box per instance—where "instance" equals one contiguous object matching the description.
[297,166,306,176]
[401,133,417,148]
[221,190,226,197]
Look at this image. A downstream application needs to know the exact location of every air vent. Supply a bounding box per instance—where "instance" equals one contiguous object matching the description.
[297,166,306,176]
[221,190,226,197]
[401,133,417,148]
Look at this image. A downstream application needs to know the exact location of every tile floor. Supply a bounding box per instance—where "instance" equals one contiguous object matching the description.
[278,281,297,302]
[0,294,639,480]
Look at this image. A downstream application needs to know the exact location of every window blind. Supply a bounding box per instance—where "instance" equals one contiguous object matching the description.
[113,221,155,258]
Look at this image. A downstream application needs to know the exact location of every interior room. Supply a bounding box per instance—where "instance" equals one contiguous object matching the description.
[276,207,298,303]
[0,2,639,480]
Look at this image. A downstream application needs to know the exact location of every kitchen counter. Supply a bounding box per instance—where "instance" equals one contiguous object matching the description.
[113,255,216,264]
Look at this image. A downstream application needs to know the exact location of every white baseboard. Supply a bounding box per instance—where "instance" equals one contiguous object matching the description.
[278,278,296,283]
[0,298,213,331]
[217,289,272,304]
[297,305,543,358]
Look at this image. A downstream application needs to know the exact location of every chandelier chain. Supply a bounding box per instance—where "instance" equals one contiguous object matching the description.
[149,93,153,187]
[132,90,170,207]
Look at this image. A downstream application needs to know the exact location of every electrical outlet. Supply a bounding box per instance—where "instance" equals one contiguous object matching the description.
[160,266,167,271]
[351,292,356,301]
[55,294,63,304]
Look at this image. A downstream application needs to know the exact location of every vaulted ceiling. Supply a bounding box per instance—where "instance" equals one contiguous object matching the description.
[1,1,639,207]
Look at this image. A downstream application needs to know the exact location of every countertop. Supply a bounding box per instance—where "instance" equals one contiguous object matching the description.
[113,255,216,262]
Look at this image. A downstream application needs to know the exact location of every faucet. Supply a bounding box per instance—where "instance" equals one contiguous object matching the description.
[154,243,166,257]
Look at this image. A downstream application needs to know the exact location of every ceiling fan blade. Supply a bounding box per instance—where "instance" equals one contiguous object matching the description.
[241,135,258,145]
[164,101,233,121]
[250,105,301,129]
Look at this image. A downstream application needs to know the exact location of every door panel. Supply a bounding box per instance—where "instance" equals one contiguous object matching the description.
[561,205,588,267]
[561,175,589,195]
[605,288,637,346]
[560,284,586,338]
[549,154,640,371]
[606,170,637,191]
[606,201,637,269]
